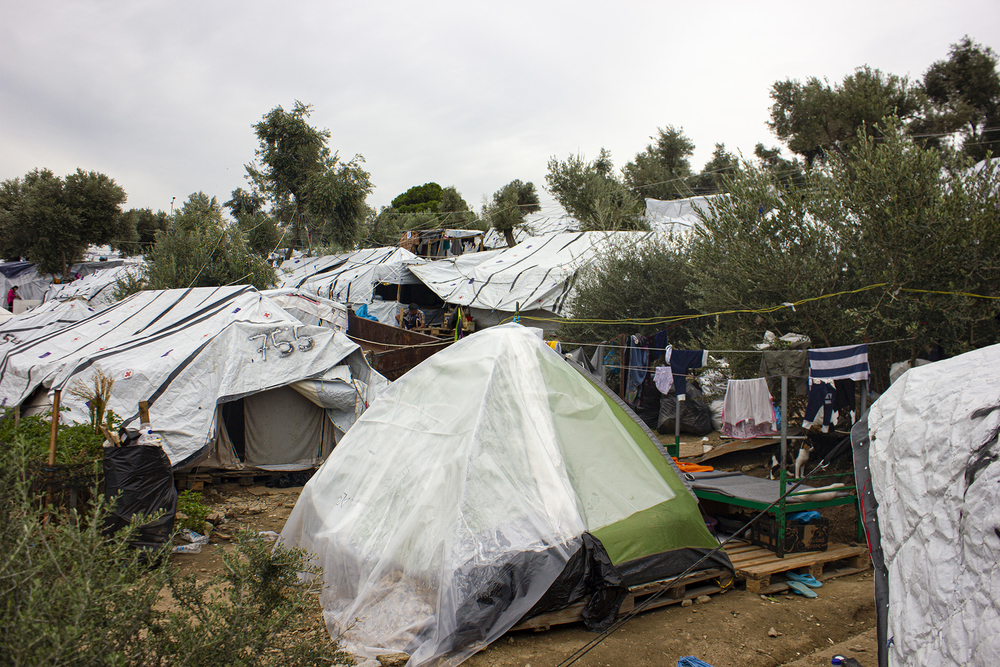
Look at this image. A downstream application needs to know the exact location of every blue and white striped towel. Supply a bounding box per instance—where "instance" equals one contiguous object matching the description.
[808,344,869,381]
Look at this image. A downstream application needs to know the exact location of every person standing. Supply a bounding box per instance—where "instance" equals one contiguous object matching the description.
[6,285,18,312]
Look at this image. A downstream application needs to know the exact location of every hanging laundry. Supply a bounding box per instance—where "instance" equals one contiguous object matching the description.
[653,366,673,394]
[625,335,649,405]
[669,349,708,399]
[802,378,856,432]
[807,344,869,381]
[721,378,778,439]
[759,349,809,395]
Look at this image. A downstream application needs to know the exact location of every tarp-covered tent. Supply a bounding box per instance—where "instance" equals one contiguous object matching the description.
[279,247,427,326]
[281,324,728,667]
[0,299,100,353]
[43,263,143,309]
[861,343,1000,666]
[410,231,656,330]
[481,212,580,249]
[263,289,348,332]
[0,286,386,469]
[643,196,720,232]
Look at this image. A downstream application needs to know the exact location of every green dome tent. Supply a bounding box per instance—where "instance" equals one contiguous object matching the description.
[281,324,730,666]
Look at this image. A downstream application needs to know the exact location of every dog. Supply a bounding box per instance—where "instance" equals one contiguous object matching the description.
[768,442,813,480]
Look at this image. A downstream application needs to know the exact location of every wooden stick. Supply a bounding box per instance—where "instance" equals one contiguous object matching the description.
[46,389,61,520]
[48,390,61,468]
[100,424,120,447]
[138,400,150,425]
[13,404,18,430]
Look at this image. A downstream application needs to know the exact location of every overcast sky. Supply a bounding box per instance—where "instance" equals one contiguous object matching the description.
[2,1,998,219]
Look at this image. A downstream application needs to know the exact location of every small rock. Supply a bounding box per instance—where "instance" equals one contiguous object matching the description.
[175,511,189,521]
[695,595,712,604]
[507,637,514,645]
[687,618,694,623]
[376,653,409,667]
[850,646,868,652]
[206,512,224,524]
[768,627,781,637]
[741,464,757,473]
[681,599,693,607]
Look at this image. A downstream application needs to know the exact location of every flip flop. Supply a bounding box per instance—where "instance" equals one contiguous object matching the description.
[787,580,818,598]
[787,572,823,588]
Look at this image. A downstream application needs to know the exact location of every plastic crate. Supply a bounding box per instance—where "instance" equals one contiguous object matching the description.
[749,516,829,554]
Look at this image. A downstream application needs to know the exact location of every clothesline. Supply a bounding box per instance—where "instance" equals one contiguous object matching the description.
[557,336,913,353]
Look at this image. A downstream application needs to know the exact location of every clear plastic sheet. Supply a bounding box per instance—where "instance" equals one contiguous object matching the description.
[281,325,677,666]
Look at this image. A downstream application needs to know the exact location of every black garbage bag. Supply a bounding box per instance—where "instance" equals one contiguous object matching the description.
[103,446,177,550]
[657,382,713,436]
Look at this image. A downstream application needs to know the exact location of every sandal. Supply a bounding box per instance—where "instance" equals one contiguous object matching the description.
[787,572,823,588]
[787,580,818,598]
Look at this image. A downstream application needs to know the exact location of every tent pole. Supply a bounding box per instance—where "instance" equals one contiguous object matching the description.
[777,375,788,558]
[859,382,868,419]
[672,383,681,459]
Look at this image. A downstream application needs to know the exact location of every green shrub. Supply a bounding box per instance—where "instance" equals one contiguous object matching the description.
[0,408,105,466]
[176,489,210,533]
[0,434,351,666]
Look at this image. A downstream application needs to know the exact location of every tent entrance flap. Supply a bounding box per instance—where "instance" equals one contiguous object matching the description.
[237,386,336,471]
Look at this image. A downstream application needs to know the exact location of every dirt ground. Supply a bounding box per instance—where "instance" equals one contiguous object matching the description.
[172,466,877,667]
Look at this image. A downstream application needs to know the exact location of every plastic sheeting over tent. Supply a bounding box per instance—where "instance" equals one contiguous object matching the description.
[481,212,580,249]
[0,286,386,468]
[643,196,719,232]
[0,299,100,352]
[281,324,727,667]
[864,344,1000,666]
[262,289,348,332]
[410,231,655,319]
[280,247,425,304]
[43,263,143,309]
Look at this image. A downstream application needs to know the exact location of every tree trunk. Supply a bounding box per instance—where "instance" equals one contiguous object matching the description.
[503,227,516,248]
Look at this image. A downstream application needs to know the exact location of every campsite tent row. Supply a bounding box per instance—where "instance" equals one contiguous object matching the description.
[0,286,386,470]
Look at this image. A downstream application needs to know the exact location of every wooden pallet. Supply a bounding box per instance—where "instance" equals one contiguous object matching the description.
[510,567,733,632]
[724,540,869,594]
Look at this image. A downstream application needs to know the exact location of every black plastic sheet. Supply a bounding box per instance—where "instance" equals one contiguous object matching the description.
[103,445,177,550]
[657,383,713,436]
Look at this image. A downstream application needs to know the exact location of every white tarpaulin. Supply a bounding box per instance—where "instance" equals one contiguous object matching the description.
[43,263,143,309]
[263,289,348,332]
[281,325,681,667]
[409,231,655,317]
[0,286,385,468]
[867,344,1000,666]
[0,299,100,354]
[644,195,719,232]
[481,212,580,249]
[280,247,425,306]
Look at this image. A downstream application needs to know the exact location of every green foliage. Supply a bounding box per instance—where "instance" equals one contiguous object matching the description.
[622,126,696,200]
[144,193,276,290]
[0,168,131,276]
[0,408,106,466]
[226,188,284,257]
[687,143,739,195]
[545,151,647,231]
[391,182,444,213]
[561,236,700,344]
[246,101,373,255]
[0,435,351,667]
[483,179,540,247]
[438,186,480,227]
[176,489,210,533]
[919,36,1000,160]
[120,208,170,253]
[687,120,1000,383]
[768,66,921,165]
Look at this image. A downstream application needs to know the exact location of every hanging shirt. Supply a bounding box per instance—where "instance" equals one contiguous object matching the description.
[808,344,869,381]
[669,349,708,399]
[654,366,674,394]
